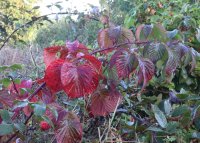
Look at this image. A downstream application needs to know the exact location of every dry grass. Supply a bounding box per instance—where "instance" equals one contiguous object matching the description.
[0,45,44,78]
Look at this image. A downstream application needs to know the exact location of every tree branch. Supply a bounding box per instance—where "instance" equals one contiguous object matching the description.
[0,12,78,51]
[90,41,150,55]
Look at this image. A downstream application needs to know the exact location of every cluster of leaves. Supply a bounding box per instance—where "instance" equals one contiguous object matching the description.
[0,0,40,47]
[0,5,200,143]
[107,0,200,52]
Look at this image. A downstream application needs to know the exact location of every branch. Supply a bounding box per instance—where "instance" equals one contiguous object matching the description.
[90,41,150,55]
[8,76,19,95]
[5,112,34,143]
[11,82,46,121]
[0,12,78,51]
[28,82,46,101]
[6,83,46,143]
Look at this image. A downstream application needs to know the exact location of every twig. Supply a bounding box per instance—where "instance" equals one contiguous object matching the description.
[0,12,78,50]
[6,83,46,143]
[90,41,150,55]
[102,98,121,142]
[8,76,19,95]
[5,112,34,143]
[27,82,46,101]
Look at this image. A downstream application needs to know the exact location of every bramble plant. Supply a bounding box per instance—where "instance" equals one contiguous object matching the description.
[0,9,200,143]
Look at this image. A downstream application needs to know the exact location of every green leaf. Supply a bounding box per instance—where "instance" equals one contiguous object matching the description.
[164,100,172,115]
[167,29,178,39]
[192,132,200,139]
[42,116,54,129]
[32,6,40,9]
[152,104,167,128]
[1,78,11,88]
[32,103,46,116]
[149,24,168,42]
[48,106,58,120]
[13,100,29,109]
[172,105,189,117]
[166,122,179,134]
[10,64,23,70]
[0,65,8,72]
[0,110,12,123]
[14,123,26,133]
[146,126,164,132]
[0,123,14,136]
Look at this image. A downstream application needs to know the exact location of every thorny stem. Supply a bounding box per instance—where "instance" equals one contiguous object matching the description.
[90,41,150,55]
[8,76,19,95]
[27,82,46,101]
[5,112,34,143]
[7,83,46,143]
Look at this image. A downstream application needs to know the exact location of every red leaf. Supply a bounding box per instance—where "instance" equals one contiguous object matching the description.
[55,111,82,143]
[137,58,155,91]
[23,105,32,116]
[165,49,178,75]
[8,79,32,95]
[41,87,56,104]
[110,50,138,78]
[45,103,67,126]
[44,46,67,68]
[98,28,114,52]
[135,24,151,42]
[61,62,99,98]
[82,55,102,73]
[90,87,122,116]
[0,89,15,107]
[100,15,109,25]
[66,41,89,57]
[98,27,134,53]
[44,59,64,93]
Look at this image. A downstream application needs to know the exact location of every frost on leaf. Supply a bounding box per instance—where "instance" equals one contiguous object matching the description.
[44,59,64,93]
[137,58,155,91]
[55,111,82,143]
[110,50,138,78]
[61,62,99,98]
[44,46,68,68]
[90,87,122,116]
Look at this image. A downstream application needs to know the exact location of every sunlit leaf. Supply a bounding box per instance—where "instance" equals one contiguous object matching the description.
[66,40,89,57]
[61,62,99,98]
[44,59,64,93]
[44,46,67,68]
